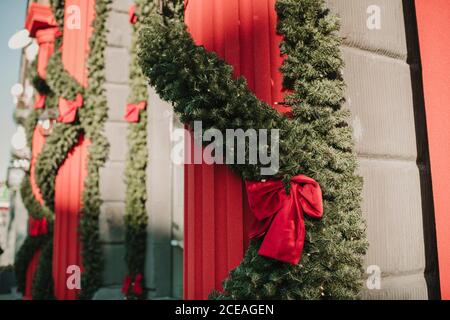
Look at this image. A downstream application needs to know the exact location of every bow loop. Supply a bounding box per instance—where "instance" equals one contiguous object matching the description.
[58,94,83,123]
[124,101,147,123]
[29,217,48,237]
[121,275,132,295]
[246,174,323,265]
[34,94,46,109]
[121,273,144,296]
[129,4,138,24]
[291,175,323,219]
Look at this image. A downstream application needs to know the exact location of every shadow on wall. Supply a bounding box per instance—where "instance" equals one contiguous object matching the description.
[402,0,440,300]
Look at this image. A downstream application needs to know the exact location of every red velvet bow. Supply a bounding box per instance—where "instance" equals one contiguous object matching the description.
[246,175,323,265]
[29,217,48,237]
[129,4,138,24]
[58,94,83,123]
[124,101,147,123]
[122,273,144,296]
[34,95,46,109]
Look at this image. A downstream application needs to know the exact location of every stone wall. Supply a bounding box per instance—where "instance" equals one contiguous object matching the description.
[98,0,133,294]
[327,0,437,299]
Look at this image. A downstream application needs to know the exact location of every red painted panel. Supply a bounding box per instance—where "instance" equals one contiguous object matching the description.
[184,0,284,300]
[415,0,450,299]
[30,127,46,205]
[52,0,95,300]
[53,136,90,300]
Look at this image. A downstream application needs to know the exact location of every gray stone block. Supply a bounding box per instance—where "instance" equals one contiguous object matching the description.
[358,157,426,275]
[102,244,127,286]
[104,122,128,162]
[105,83,129,122]
[327,0,408,59]
[342,47,417,159]
[100,202,125,244]
[106,10,132,48]
[100,162,126,202]
[93,286,125,300]
[361,273,428,300]
[146,243,172,299]
[105,47,130,84]
[111,0,133,13]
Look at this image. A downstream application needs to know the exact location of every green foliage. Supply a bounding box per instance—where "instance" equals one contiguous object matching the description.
[35,123,83,211]
[47,51,84,101]
[138,0,367,299]
[122,0,153,300]
[20,178,53,220]
[77,0,111,300]
[31,235,55,300]
[15,236,46,294]
[15,65,55,299]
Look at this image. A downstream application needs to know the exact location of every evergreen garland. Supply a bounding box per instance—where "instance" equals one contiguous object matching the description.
[15,61,55,300]
[31,233,55,300]
[77,0,111,300]
[138,0,368,299]
[46,51,84,101]
[14,235,46,294]
[122,0,153,300]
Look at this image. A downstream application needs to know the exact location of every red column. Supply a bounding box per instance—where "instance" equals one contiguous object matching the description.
[415,0,450,300]
[183,0,285,299]
[52,0,95,300]
[23,3,57,300]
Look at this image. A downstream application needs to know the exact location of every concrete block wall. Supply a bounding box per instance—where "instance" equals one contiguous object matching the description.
[326,0,435,299]
[98,0,133,290]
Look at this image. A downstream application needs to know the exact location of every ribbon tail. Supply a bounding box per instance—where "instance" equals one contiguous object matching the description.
[121,276,132,295]
[258,197,305,265]
[132,273,144,296]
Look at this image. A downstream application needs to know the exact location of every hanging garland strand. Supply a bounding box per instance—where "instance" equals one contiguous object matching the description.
[122,0,154,300]
[33,0,111,299]
[77,0,111,300]
[138,0,367,299]
[15,58,56,300]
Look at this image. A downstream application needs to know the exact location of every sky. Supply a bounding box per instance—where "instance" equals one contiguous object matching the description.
[0,0,28,182]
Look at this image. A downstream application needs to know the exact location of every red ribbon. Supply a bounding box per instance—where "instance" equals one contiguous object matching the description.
[34,95,46,109]
[29,217,48,237]
[124,101,147,123]
[121,273,144,296]
[129,4,138,24]
[58,94,83,123]
[133,273,143,296]
[246,175,323,265]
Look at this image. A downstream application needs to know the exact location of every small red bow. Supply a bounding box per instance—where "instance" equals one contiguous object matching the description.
[29,217,48,237]
[129,4,138,24]
[246,175,323,265]
[34,95,46,109]
[124,101,147,122]
[122,273,144,296]
[58,94,83,123]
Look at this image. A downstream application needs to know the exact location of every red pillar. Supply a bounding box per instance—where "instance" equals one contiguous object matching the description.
[183,0,285,299]
[23,3,58,300]
[52,0,95,300]
[415,0,450,300]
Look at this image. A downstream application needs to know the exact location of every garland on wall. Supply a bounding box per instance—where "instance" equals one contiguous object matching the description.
[138,0,368,299]
[15,59,56,300]
[122,0,153,300]
[15,0,111,300]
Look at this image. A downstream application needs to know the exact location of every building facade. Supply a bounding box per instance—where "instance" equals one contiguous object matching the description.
[5,0,450,300]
